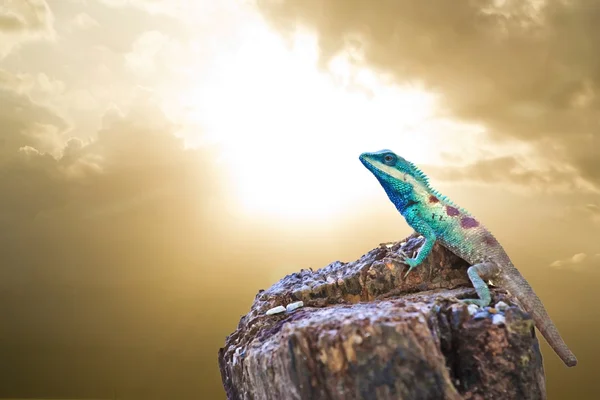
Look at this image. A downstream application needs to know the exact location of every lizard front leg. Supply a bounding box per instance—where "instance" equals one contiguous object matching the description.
[398,209,437,278]
[460,262,500,307]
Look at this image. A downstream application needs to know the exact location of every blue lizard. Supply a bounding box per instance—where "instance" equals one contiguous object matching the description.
[360,149,577,367]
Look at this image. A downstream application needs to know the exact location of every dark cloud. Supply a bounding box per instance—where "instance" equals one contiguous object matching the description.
[0,72,219,226]
[257,0,600,188]
[423,155,582,191]
[0,11,26,32]
[0,70,233,399]
[0,70,69,225]
[0,0,55,56]
[0,0,53,32]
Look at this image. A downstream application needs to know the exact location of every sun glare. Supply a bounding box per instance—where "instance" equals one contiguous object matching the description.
[175,2,442,220]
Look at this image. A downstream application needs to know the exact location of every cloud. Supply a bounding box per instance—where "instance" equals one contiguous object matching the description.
[125,30,178,78]
[424,155,595,192]
[68,12,100,31]
[0,71,85,224]
[587,204,600,223]
[0,73,69,159]
[0,68,223,229]
[585,203,600,215]
[550,252,589,269]
[558,201,600,225]
[256,0,600,189]
[0,64,230,398]
[97,0,181,16]
[0,0,55,57]
[0,68,35,92]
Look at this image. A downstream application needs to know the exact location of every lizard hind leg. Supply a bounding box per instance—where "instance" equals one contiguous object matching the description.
[460,262,500,308]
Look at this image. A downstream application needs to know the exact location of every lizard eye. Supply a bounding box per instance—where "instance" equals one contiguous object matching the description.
[383,154,395,164]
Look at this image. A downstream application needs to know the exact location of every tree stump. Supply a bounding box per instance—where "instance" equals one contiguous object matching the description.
[218,234,546,400]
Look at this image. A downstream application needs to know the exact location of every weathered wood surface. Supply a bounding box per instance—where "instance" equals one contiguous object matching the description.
[219,234,546,400]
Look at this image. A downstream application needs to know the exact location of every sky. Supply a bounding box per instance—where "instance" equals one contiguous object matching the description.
[0,0,598,399]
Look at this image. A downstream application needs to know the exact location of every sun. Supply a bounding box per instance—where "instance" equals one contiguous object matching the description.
[175,2,440,221]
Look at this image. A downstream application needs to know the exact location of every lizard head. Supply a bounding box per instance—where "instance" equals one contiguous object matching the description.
[359,149,430,205]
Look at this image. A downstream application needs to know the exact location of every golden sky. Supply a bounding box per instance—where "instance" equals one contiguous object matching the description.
[1,0,598,399]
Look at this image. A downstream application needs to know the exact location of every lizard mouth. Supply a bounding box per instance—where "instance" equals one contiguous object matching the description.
[360,154,410,185]
[360,155,391,178]
[359,154,377,171]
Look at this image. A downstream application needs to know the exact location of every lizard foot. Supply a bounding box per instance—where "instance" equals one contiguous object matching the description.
[394,252,419,278]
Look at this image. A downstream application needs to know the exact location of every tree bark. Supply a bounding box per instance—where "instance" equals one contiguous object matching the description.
[219,234,546,400]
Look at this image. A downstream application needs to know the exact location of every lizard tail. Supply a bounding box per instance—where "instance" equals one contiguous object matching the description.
[503,271,577,367]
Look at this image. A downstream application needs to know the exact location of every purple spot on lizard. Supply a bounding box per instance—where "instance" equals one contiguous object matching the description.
[483,234,498,246]
[460,216,479,229]
[429,195,439,203]
[445,206,460,216]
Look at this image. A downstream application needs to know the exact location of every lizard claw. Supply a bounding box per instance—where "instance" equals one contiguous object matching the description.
[403,265,416,278]
[397,254,419,278]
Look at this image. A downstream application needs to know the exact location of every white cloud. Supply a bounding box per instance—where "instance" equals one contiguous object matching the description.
[571,253,587,263]
[68,12,100,31]
[550,252,588,269]
[96,0,196,18]
[124,31,179,78]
